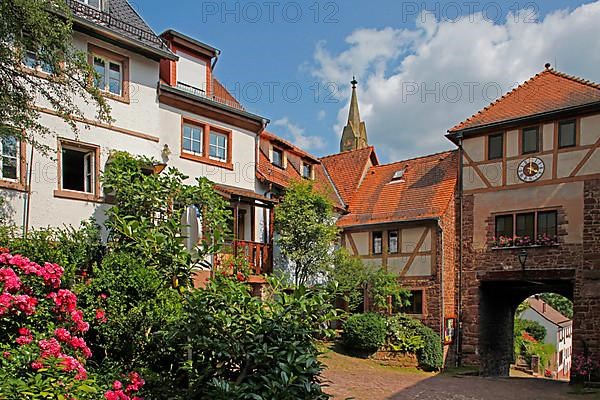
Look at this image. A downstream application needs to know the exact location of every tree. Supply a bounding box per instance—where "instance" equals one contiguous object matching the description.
[274,180,338,286]
[0,0,110,150]
[540,293,573,319]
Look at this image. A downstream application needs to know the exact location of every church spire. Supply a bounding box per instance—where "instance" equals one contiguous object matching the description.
[340,77,368,152]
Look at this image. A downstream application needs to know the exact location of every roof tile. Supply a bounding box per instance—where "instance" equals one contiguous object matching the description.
[336,151,458,227]
[449,69,600,132]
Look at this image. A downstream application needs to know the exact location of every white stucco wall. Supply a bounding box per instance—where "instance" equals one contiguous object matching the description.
[2,31,260,234]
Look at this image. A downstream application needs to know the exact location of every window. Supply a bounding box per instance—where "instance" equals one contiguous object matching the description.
[559,120,576,148]
[522,127,539,154]
[78,0,101,9]
[23,50,52,74]
[488,133,503,160]
[61,145,96,193]
[93,55,122,96]
[372,231,383,255]
[0,136,19,181]
[88,44,129,101]
[516,213,535,239]
[400,290,424,315]
[388,231,399,254]
[272,148,284,167]
[495,215,513,239]
[209,132,227,162]
[182,124,203,155]
[302,163,312,179]
[494,210,559,246]
[391,169,406,182]
[537,211,557,239]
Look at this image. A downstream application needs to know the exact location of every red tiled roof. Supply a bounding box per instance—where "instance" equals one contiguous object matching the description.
[449,68,600,133]
[257,132,344,209]
[320,147,378,205]
[526,297,572,327]
[336,150,458,227]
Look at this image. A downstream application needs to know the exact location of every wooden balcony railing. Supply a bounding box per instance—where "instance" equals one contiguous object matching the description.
[234,240,273,275]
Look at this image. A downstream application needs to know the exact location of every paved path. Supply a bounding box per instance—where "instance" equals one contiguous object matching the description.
[320,348,598,400]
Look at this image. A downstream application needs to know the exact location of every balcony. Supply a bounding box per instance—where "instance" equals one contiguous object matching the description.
[233,240,272,275]
[176,81,246,111]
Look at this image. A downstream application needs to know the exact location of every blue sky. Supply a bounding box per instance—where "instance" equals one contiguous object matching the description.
[133,0,599,162]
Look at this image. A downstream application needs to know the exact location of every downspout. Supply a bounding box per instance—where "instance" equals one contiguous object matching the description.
[456,132,464,367]
[23,141,35,238]
[439,219,445,356]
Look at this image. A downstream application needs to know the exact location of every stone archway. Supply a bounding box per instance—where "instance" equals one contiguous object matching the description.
[477,270,574,377]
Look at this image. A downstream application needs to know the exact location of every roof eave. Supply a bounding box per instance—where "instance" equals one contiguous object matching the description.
[447,100,600,142]
[73,18,178,61]
[339,216,440,229]
[161,29,220,58]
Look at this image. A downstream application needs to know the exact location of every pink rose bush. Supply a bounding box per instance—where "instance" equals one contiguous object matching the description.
[0,249,143,399]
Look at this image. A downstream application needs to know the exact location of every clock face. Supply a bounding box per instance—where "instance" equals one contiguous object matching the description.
[518,157,545,182]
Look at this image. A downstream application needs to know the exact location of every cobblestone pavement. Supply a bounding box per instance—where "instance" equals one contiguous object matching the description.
[321,348,598,400]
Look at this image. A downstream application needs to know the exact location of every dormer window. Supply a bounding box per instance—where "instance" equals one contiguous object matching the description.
[78,0,101,9]
[391,169,406,183]
[302,163,312,179]
[272,148,284,168]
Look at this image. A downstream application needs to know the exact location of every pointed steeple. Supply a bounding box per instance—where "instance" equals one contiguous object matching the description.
[340,77,368,152]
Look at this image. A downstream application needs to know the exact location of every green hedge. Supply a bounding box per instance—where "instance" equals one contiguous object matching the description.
[343,313,443,370]
[342,313,386,353]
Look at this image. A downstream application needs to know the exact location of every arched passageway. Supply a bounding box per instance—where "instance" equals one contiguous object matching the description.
[478,273,574,377]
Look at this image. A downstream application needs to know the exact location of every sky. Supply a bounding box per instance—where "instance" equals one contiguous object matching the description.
[132,0,600,163]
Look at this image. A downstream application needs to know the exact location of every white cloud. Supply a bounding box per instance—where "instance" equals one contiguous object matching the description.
[317,110,326,121]
[310,2,600,161]
[272,117,326,151]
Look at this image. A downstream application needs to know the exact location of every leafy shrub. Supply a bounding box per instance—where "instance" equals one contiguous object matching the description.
[385,315,425,353]
[415,322,443,371]
[384,315,443,370]
[77,251,185,397]
[0,220,103,284]
[180,276,335,399]
[342,313,386,353]
[514,318,546,342]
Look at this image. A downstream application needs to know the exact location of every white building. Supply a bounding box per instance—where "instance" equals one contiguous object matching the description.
[521,296,573,380]
[2,0,274,277]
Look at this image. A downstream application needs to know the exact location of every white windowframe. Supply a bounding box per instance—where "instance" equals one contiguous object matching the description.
[182,124,203,155]
[0,137,19,182]
[209,132,228,162]
[93,54,122,96]
[78,0,102,9]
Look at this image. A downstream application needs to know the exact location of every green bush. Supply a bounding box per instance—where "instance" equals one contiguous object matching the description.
[181,276,335,399]
[384,315,443,370]
[76,251,185,397]
[385,315,425,353]
[514,318,546,342]
[342,313,386,353]
[416,322,443,371]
